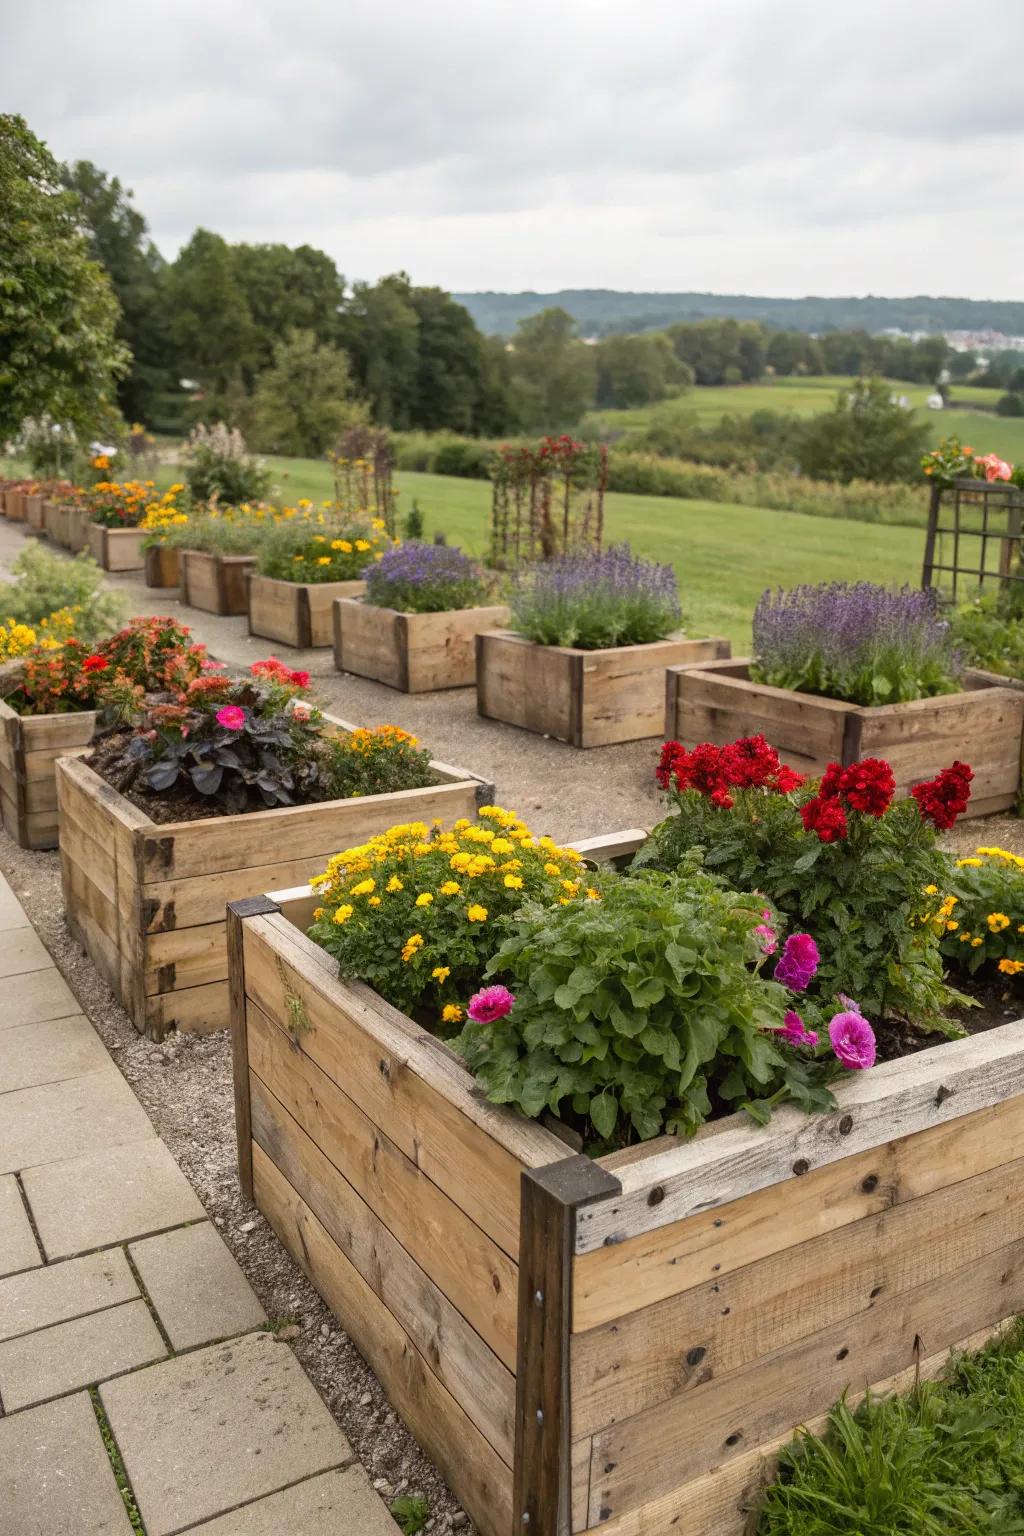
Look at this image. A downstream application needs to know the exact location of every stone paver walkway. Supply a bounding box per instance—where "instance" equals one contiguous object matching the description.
[0,871,398,1535]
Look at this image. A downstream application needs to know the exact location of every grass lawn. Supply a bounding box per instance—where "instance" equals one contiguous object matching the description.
[259,457,923,649]
[581,375,1024,464]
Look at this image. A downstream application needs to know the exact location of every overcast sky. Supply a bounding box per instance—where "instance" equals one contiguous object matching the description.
[7,0,1023,299]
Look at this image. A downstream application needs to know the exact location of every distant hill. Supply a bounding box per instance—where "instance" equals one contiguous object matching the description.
[453,290,1024,339]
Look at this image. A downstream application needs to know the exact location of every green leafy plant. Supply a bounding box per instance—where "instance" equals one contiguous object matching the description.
[257,518,391,582]
[0,543,124,644]
[390,1496,430,1535]
[456,864,841,1146]
[317,724,436,801]
[185,421,270,505]
[939,846,1024,980]
[950,592,1024,680]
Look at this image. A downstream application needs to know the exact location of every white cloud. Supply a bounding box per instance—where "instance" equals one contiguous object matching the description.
[6,0,1023,296]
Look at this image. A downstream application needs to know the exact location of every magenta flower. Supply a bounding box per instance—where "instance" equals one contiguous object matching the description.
[215,705,246,731]
[774,933,820,992]
[828,1010,876,1070]
[467,985,516,1023]
[779,1010,818,1048]
[755,908,778,956]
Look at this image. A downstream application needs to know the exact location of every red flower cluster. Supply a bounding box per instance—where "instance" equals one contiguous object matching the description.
[800,756,896,842]
[656,735,804,809]
[82,654,108,674]
[250,657,310,688]
[911,761,973,830]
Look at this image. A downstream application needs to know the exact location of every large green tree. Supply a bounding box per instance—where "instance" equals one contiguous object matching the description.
[167,229,256,408]
[507,306,597,429]
[249,328,366,456]
[595,331,690,408]
[0,116,128,444]
[797,378,929,483]
[61,159,175,425]
[231,243,345,376]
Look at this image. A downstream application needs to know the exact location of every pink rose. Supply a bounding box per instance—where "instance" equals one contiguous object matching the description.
[828,1010,876,1070]
[215,705,246,731]
[467,985,516,1023]
[978,453,1012,483]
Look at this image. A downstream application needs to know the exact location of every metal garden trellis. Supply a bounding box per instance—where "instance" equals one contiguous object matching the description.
[922,477,1024,602]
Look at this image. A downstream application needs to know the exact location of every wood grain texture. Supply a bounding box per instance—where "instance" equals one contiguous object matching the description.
[144,544,181,588]
[180,551,256,614]
[335,599,511,692]
[85,524,147,571]
[249,575,366,648]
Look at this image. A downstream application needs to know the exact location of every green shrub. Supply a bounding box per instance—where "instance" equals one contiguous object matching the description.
[184,422,270,505]
[431,438,495,478]
[257,518,391,582]
[796,378,929,484]
[0,544,124,644]
[996,392,1024,418]
[950,593,1024,679]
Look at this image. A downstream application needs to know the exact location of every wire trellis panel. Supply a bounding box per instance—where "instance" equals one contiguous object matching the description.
[922,478,1024,603]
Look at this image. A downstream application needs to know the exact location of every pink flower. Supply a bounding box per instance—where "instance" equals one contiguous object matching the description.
[755,908,777,955]
[291,700,312,723]
[779,1010,818,1048]
[828,1010,876,1070]
[215,705,246,731]
[978,453,1012,483]
[774,933,820,992]
[201,658,225,671]
[467,985,516,1023]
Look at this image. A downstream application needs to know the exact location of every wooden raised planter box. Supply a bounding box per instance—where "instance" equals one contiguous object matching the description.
[56,724,492,1042]
[336,599,511,692]
[477,632,731,748]
[5,490,26,522]
[24,494,46,532]
[144,544,181,589]
[230,839,1024,1536]
[249,575,365,649]
[87,523,147,572]
[0,670,95,851]
[43,499,65,545]
[180,550,256,615]
[666,657,1024,816]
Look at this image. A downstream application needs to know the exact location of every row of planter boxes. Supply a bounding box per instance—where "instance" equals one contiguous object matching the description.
[228,842,1024,1536]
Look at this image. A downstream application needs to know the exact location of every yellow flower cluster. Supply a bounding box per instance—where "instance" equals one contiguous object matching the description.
[138,484,189,534]
[310,807,596,1027]
[936,846,1024,976]
[0,620,38,661]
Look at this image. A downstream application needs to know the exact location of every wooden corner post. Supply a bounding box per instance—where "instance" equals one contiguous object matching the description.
[514,1156,621,1536]
[226,895,281,1201]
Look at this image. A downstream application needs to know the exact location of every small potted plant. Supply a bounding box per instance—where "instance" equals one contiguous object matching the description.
[138,485,190,587]
[665,581,1024,813]
[85,478,161,570]
[334,541,510,690]
[477,544,729,746]
[169,503,270,614]
[248,513,393,648]
[58,658,491,1039]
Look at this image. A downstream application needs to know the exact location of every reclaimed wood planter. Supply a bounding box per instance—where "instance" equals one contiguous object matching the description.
[87,523,148,572]
[43,499,65,545]
[24,494,46,532]
[665,657,1024,816]
[249,574,366,649]
[231,846,1024,1536]
[65,504,88,553]
[336,599,511,692]
[0,669,95,850]
[56,726,492,1042]
[477,632,731,748]
[144,544,181,589]
[5,490,26,522]
[180,550,256,615]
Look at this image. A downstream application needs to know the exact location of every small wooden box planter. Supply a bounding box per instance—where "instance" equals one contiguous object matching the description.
[477,632,731,748]
[249,575,366,649]
[56,724,493,1042]
[42,499,64,545]
[65,503,88,553]
[230,842,1024,1536]
[336,599,512,692]
[144,544,181,589]
[87,523,147,572]
[5,490,26,522]
[666,657,1024,817]
[180,550,256,616]
[0,668,95,851]
[24,494,46,532]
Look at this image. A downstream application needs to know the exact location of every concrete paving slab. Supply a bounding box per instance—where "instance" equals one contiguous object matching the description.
[2,965,81,1029]
[0,1297,166,1411]
[0,1390,133,1535]
[23,1138,205,1260]
[0,1013,109,1093]
[0,1247,139,1344]
[0,1068,154,1174]
[101,1331,351,1536]
[0,928,52,978]
[129,1222,265,1351]
[185,1466,397,1534]
[0,1171,41,1276]
[0,873,31,932]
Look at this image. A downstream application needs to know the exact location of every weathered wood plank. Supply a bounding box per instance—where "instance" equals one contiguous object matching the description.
[253,1142,512,1536]
[335,599,511,692]
[576,1020,1024,1255]
[250,575,365,648]
[181,551,256,614]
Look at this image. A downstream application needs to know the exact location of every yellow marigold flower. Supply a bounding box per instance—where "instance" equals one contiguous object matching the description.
[401,933,424,962]
[466,904,488,923]
[317,556,331,566]
[971,937,984,947]
[442,1003,464,1024]
[355,539,371,552]
[490,837,514,855]
[350,878,375,896]
[450,852,472,872]
[998,958,1024,975]
[368,896,381,907]
[544,862,561,877]
[955,857,983,868]
[561,880,580,895]
[332,904,354,925]
[416,892,433,907]
[432,966,450,983]
[923,884,938,896]
[387,876,404,893]
[454,818,471,831]
[503,874,523,890]
[946,920,958,931]
[313,907,324,920]
[586,887,601,901]
[987,913,1011,932]
[439,881,461,896]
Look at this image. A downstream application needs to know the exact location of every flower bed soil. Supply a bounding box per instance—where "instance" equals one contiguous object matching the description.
[232,858,1024,1536]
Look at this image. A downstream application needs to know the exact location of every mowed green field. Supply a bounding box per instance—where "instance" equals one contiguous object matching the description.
[259,457,923,648]
[581,375,1024,463]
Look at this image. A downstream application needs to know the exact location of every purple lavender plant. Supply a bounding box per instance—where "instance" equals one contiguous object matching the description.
[509,544,682,649]
[365,542,490,613]
[752,582,960,705]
